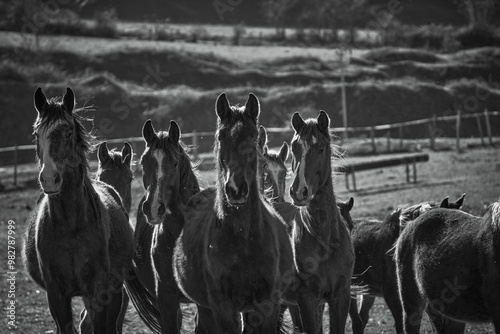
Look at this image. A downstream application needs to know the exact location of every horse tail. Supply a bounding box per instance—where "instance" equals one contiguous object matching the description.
[124,269,162,334]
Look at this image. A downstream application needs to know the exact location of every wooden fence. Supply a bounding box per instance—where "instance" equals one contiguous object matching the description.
[1,109,498,186]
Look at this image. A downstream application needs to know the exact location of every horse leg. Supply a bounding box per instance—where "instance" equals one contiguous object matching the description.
[425,306,466,334]
[349,296,361,334]
[397,271,424,334]
[287,304,304,331]
[244,302,281,334]
[195,306,219,334]
[116,290,129,334]
[327,286,351,334]
[382,283,404,334]
[47,292,75,334]
[79,308,93,334]
[156,282,181,334]
[297,290,320,334]
[212,304,241,334]
[358,295,375,331]
[105,287,126,334]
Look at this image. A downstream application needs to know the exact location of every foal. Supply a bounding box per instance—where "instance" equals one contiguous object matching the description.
[349,194,465,334]
[257,125,289,203]
[174,93,294,333]
[288,110,354,334]
[23,87,134,334]
[395,199,500,334]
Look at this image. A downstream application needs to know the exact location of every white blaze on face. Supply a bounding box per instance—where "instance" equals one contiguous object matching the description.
[151,150,170,216]
[226,169,238,193]
[38,120,66,192]
[296,138,310,192]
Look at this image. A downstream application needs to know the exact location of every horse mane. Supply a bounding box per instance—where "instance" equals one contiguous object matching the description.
[398,201,440,228]
[486,201,500,231]
[33,98,98,171]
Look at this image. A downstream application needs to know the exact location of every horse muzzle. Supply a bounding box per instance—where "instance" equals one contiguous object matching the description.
[290,184,310,206]
[39,170,62,195]
[225,181,249,206]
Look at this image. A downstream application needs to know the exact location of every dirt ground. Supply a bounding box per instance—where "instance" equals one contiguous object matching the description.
[1,146,499,333]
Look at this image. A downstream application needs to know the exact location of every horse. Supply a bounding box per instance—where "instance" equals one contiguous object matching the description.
[173,93,295,334]
[23,87,134,334]
[96,141,134,214]
[80,141,135,333]
[257,125,289,203]
[124,120,200,334]
[348,194,465,334]
[287,110,355,334]
[395,199,500,334]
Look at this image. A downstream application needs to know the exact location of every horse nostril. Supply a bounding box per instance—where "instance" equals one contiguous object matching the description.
[302,187,308,198]
[40,174,45,183]
[158,203,166,216]
[240,182,248,198]
[54,173,61,184]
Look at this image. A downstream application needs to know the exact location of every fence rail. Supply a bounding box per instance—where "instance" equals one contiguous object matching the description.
[1,109,498,186]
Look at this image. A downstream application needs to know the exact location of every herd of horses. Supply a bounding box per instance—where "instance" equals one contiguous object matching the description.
[22,86,500,334]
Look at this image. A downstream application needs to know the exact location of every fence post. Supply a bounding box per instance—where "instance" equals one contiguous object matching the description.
[476,113,485,146]
[191,130,198,160]
[456,108,461,153]
[370,127,376,154]
[484,109,493,146]
[429,114,436,151]
[13,143,18,186]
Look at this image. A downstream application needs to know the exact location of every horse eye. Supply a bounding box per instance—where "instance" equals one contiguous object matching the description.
[66,131,73,138]
[263,163,268,169]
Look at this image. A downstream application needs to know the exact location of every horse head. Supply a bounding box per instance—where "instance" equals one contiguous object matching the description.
[289,110,332,206]
[140,120,183,224]
[215,93,260,206]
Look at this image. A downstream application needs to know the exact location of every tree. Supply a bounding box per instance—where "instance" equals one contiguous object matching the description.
[261,0,299,38]
[455,0,499,27]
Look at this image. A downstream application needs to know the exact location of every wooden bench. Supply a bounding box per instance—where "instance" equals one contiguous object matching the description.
[335,153,430,191]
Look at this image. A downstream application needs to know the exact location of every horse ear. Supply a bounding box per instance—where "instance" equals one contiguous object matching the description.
[168,120,181,144]
[291,112,306,133]
[348,197,354,211]
[245,93,260,124]
[215,93,231,120]
[34,87,48,114]
[451,193,466,209]
[62,87,75,114]
[97,142,110,163]
[279,142,289,162]
[122,142,133,166]
[317,110,330,134]
[257,126,267,151]
[142,120,157,145]
[440,197,450,208]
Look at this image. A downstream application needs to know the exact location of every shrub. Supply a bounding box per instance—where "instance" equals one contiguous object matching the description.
[455,25,500,49]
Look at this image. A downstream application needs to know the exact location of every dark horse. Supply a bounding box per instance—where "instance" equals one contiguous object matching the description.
[125,120,200,334]
[96,141,134,214]
[173,93,294,333]
[287,110,354,334]
[395,199,500,333]
[80,141,135,333]
[23,87,134,334]
[349,194,465,334]
[257,125,289,203]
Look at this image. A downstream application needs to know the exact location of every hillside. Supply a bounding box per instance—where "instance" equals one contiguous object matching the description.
[1,32,499,158]
[79,0,499,26]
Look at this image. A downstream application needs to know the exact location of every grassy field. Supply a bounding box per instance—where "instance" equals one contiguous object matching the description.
[1,144,499,333]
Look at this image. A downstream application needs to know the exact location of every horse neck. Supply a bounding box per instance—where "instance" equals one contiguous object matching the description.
[179,159,200,205]
[216,174,262,236]
[46,165,98,231]
[304,174,344,245]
